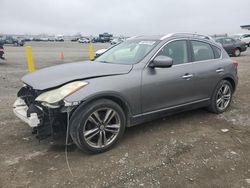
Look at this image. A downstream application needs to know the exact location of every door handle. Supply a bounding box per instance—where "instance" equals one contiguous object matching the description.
[216,68,224,73]
[182,74,193,80]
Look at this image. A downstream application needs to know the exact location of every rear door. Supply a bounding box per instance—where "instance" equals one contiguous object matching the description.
[188,40,224,99]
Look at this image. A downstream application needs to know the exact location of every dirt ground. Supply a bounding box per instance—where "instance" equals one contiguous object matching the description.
[0,42,250,188]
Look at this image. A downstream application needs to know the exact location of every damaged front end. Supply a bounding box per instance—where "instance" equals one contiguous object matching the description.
[13,81,87,140]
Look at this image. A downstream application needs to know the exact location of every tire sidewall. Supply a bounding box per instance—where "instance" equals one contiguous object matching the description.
[70,99,126,153]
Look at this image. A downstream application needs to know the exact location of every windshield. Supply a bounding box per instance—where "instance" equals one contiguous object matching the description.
[96,40,159,64]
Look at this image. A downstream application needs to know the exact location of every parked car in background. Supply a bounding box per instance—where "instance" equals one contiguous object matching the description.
[92,33,113,43]
[231,33,250,47]
[55,35,64,42]
[48,37,55,42]
[71,37,79,42]
[0,41,5,60]
[40,37,49,42]
[94,49,107,58]
[13,33,238,153]
[215,37,247,57]
[110,38,125,45]
[78,38,90,43]
[1,36,25,46]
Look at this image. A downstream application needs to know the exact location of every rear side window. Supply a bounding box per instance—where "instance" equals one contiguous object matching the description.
[212,46,221,59]
[191,41,214,61]
[157,40,188,65]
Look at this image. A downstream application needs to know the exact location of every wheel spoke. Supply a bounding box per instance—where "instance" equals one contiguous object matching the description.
[98,131,103,147]
[223,94,231,101]
[104,110,115,124]
[222,100,226,108]
[103,131,107,145]
[93,111,102,124]
[88,116,99,126]
[104,109,113,123]
[106,124,120,129]
[84,128,99,140]
[216,97,223,105]
[105,128,119,133]
[223,85,229,94]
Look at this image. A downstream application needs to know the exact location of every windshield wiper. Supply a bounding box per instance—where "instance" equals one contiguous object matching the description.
[98,60,112,64]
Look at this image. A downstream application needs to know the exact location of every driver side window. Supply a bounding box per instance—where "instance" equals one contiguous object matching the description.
[157,40,188,65]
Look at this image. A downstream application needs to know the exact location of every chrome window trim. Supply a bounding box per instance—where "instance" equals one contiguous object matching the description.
[146,38,222,68]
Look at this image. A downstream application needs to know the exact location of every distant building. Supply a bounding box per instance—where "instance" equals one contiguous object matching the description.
[240,25,250,30]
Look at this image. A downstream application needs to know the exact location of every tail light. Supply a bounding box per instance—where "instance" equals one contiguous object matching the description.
[232,60,238,68]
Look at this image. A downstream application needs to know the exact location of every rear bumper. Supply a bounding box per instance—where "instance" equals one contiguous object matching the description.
[13,98,40,128]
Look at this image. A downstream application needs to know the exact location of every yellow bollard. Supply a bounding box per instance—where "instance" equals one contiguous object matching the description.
[26,46,35,72]
[88,43,94,60]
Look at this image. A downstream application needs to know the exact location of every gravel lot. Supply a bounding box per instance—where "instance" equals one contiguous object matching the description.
[0,42,250,188]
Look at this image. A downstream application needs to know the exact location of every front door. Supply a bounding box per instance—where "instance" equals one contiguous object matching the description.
[141,40,196,113]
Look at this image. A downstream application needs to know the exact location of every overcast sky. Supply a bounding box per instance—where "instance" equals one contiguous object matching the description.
[0,0,250,36]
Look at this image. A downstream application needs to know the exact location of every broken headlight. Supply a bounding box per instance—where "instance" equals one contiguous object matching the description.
[35,81,88,105]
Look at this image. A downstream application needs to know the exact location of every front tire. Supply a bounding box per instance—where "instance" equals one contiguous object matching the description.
[70,99,126,153]
[208,80,233,114]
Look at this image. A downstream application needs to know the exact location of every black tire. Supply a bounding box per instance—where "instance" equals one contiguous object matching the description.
[234,48,241,57]
[70,99,126,153]
[208,80,233,114]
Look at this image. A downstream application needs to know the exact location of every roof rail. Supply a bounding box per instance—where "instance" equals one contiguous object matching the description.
[160,32,213,41]
[127,36,141,40]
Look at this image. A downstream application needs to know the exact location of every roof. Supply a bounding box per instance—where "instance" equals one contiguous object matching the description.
[240,25,250,30]
[128,33,213,41]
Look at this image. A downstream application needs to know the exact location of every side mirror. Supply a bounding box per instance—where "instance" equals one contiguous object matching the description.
[149,55,173,68]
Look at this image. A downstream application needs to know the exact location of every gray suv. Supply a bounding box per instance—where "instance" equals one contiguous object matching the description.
[13,33,238,153]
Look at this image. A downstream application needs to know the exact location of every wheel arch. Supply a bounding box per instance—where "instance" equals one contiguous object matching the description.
[236,46,241,51]
[223,76,236,92]
[71,92,132,127]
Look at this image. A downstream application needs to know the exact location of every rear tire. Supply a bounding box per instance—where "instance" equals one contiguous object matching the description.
[208,80,233,114]
[70,99,126,153]
[234,48,241,57]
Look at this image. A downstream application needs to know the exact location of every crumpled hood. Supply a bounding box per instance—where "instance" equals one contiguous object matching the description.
[22,61,133,90]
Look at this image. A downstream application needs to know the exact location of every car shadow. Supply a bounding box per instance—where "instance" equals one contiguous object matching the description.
[46,108,210,153]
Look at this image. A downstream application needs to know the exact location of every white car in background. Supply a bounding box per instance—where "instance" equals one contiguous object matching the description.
[78,38,90,43]
[231,34,250,47]
[55,35,64,42]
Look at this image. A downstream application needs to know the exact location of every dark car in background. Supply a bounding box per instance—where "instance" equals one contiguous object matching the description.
[215,37,247,57]
[0,40,5,60]
[92,33,113,43]
[1,36,25,46]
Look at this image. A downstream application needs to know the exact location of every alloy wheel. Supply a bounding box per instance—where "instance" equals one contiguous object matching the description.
[83,108,121,148]
[216,84,231,111]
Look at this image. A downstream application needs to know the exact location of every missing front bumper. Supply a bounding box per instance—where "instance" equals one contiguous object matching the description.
[13,98,40,128]
[13,97,69,140]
